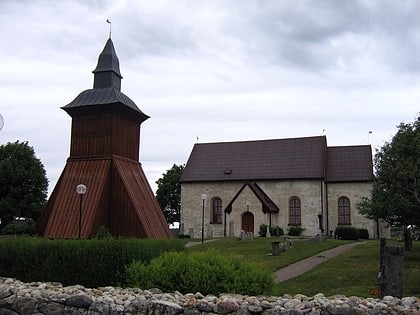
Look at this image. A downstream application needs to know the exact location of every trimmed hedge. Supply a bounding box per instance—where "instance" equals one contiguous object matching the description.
[288,226,305,236]
[126,249,274,296]
[358,228,369,239]
[270,226,284,237]
[0,237,184,288]
[334,226,359,240]
[259,224,268,237]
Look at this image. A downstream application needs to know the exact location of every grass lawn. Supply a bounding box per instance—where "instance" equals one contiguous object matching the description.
[186,237,354,271]
[274,240,420,297]
[187,238,420,298]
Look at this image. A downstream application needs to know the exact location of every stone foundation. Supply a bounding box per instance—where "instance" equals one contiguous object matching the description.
[0,278,419,314]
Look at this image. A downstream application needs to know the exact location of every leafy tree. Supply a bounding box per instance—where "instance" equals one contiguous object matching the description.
[358,115,420,249]
[0,141,48,230]
[155,164,184,225]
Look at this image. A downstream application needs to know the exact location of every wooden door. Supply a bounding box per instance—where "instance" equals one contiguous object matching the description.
[241,212,254,233]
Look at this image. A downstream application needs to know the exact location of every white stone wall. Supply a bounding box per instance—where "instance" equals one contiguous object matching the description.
[326,182,379,239]
[181,180,376,239]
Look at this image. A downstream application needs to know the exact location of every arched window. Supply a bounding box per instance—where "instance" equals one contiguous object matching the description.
[338,197,351,225]
[211,197,222,224]
[289,196,301,226]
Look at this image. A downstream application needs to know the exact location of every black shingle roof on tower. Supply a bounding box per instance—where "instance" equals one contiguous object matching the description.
[62,38,149,122]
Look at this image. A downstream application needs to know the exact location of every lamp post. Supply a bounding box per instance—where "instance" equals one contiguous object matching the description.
[201,194,207,244]
[76,184,87,239]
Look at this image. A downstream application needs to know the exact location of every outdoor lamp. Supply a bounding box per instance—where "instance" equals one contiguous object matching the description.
[76,184,87,239]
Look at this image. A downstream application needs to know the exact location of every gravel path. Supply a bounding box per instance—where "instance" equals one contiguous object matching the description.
[274,241,366,283]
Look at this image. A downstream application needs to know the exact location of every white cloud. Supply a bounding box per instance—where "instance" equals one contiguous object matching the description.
[0,0,419,194]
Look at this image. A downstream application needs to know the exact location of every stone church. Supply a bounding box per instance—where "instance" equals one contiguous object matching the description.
[180,135,381,239]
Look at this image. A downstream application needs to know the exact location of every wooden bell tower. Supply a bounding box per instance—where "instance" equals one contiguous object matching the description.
[38,38,172,238]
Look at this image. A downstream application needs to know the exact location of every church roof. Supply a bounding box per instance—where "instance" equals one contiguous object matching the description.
[224,182,280,214]
[61,38,148,122]
[62,87,149,120]
[325,145,373,182]
[181,136,373,183]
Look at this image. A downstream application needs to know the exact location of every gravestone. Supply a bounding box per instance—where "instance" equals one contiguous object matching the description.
[271,241,280,256]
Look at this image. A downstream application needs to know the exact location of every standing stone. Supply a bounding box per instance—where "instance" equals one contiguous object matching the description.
[380,245,404,298]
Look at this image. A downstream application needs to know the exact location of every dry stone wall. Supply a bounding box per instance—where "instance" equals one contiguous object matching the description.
[1,278,419,315]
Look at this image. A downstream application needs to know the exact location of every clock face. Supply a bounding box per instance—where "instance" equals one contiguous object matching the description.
[0,113,4,131]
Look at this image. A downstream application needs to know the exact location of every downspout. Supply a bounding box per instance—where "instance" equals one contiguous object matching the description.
[320,180,324,234]
[325,182,329,237]
[224,211,227,237]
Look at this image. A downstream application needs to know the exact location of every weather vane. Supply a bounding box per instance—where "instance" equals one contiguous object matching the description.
[106,19,112,39]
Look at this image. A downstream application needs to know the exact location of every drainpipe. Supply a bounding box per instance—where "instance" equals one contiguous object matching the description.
[223,211,227,237]
[320,180,324,234]
[325,182,330,237]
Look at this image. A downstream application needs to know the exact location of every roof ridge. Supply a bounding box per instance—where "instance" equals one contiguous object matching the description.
[196,135,327,146]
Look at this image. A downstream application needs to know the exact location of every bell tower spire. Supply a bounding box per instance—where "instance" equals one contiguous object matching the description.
[92,38,122,90]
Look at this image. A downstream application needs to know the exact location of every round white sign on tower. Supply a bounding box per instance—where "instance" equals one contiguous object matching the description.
[0,113,4,131]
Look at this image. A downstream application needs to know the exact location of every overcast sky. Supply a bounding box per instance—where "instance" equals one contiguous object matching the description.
[1,0,419,194]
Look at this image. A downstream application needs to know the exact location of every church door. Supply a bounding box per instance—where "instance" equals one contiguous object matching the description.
[241,212,254,233]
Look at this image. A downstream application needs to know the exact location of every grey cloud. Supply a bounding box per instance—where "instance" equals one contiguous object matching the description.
[217,0,420,73]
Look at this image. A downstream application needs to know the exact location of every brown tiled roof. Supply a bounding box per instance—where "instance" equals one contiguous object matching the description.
[181,136,328,182]
[181,136,373,183]
[325,145,373,182]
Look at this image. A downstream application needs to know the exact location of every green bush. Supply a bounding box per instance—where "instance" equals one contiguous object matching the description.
[358,228,369,239]
[0,237,184,288]
[269,226,284,237]
[126,249,273,295]
[334,226,359,240]
[259,224,268,237]
[95,225,112,239]
[288,226,304,236]
[1,219,37,236]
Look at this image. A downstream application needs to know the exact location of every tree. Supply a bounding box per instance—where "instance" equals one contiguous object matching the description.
[358,115,420,249]
[155,164,185,225]
[0,141,48,230]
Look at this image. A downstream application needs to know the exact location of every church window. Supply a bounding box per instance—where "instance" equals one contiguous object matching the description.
[289,196,301,226]
[338,196,351,225]
[211,197,222,224]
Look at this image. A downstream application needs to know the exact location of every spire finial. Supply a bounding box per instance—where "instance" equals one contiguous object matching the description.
[106,19,112,39]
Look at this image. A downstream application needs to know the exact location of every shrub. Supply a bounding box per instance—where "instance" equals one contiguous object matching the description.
[269,226,284,237]
[1,219,37,236]
[95,225,112,239]
[259,224,268,237]
[358,228,369,239]
[0,237,184,288]
[288,226,304,236]
[126,249,273,296]
[334,226,359,240]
